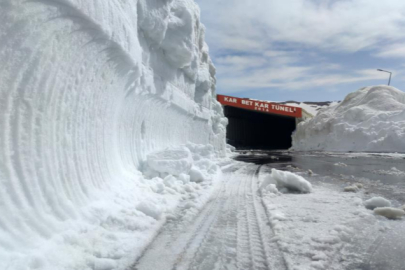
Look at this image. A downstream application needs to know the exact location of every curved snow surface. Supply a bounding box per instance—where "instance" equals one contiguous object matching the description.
[292,86,405,152]
[0,0,226,269]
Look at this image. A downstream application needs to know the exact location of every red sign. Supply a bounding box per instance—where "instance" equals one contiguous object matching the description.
[217,94,302,118]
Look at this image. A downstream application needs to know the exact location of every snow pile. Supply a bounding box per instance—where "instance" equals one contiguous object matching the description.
[292,86,405,152]
[145,147,193,177]
[260,169,312,194]
[0,0,226,269]
[143,143,220,185]
[364,197,391,210]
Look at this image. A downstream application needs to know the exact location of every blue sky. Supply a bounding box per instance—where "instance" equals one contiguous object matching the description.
[195,0,405,102]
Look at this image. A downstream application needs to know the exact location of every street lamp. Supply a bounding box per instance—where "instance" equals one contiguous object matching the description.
[377,69,392,86]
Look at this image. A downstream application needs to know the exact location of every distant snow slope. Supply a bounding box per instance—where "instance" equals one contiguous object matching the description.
[292,86,405,152]
[0,0,226,269]
[280,101,338,116]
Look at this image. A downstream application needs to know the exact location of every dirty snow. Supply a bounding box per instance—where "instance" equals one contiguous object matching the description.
[292,86,405,152]
[344,185,360,192]
[374,207,405,220]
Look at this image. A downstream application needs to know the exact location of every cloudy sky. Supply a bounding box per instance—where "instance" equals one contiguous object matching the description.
[195,0,405,102]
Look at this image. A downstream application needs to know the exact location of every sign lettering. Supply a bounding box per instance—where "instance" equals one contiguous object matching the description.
[217,94,302,118]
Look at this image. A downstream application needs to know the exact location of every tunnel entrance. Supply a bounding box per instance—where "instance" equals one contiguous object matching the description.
[224,106,297,150]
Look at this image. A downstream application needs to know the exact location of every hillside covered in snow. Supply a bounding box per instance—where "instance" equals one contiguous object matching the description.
[292,86,405,152]
[0,0,227,269]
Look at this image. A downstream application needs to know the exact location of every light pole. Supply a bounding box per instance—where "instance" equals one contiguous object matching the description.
[377,69,392,86]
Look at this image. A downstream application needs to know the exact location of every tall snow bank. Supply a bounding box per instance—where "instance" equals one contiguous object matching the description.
[0,0,226,269]
[292,86,405,152]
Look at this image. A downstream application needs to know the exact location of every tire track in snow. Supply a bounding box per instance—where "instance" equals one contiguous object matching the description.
[132,167,239,270]
[256,166,289,270]
[132,163,288,270]
[182,163,246,270]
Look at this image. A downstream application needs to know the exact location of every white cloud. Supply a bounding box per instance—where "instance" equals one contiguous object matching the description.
[198,0,405,53]
[375,43,405,58]
[216,66,391,94]
[196,0,405,99]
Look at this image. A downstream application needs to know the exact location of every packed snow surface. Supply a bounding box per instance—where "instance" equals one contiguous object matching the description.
[0,0,227,269]
[260,169,312,193]
[261,180,377,270]
[292,86,405,152]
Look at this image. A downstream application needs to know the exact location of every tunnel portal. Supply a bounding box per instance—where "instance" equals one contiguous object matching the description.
[217,95,309,150]
[225,106,296,150]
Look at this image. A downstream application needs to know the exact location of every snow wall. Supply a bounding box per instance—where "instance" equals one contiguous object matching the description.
[0,0,226,268]
[292,86,405,152]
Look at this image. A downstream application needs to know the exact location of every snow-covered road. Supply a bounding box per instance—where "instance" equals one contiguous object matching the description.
[132,152,405,270]
[132,163,287,270]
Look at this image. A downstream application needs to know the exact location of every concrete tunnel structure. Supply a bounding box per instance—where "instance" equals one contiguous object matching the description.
[217,95,313,150]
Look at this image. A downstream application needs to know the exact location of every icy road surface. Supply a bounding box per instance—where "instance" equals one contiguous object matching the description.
[133,163,287,270]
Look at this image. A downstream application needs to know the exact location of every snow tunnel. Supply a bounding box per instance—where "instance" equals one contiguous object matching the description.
[217,95,305,150]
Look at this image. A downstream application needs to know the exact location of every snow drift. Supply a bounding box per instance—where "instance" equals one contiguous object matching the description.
[0,0,226,269]
[292,86,405,152]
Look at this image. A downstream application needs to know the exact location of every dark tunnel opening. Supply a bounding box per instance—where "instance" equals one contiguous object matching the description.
[224,106,297,150]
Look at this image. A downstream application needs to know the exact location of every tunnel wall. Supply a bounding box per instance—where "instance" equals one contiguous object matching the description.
[224,106,297,150]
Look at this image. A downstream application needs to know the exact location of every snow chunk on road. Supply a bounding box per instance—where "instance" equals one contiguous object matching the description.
[147,146,193,176]
[374,207,405,220]
[344,185,359,193]
[292,86,405,152]
[364,197,391,210]
[261,169,312,193]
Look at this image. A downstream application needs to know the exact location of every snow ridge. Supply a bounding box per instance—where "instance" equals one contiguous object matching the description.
[0,0,226,269]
